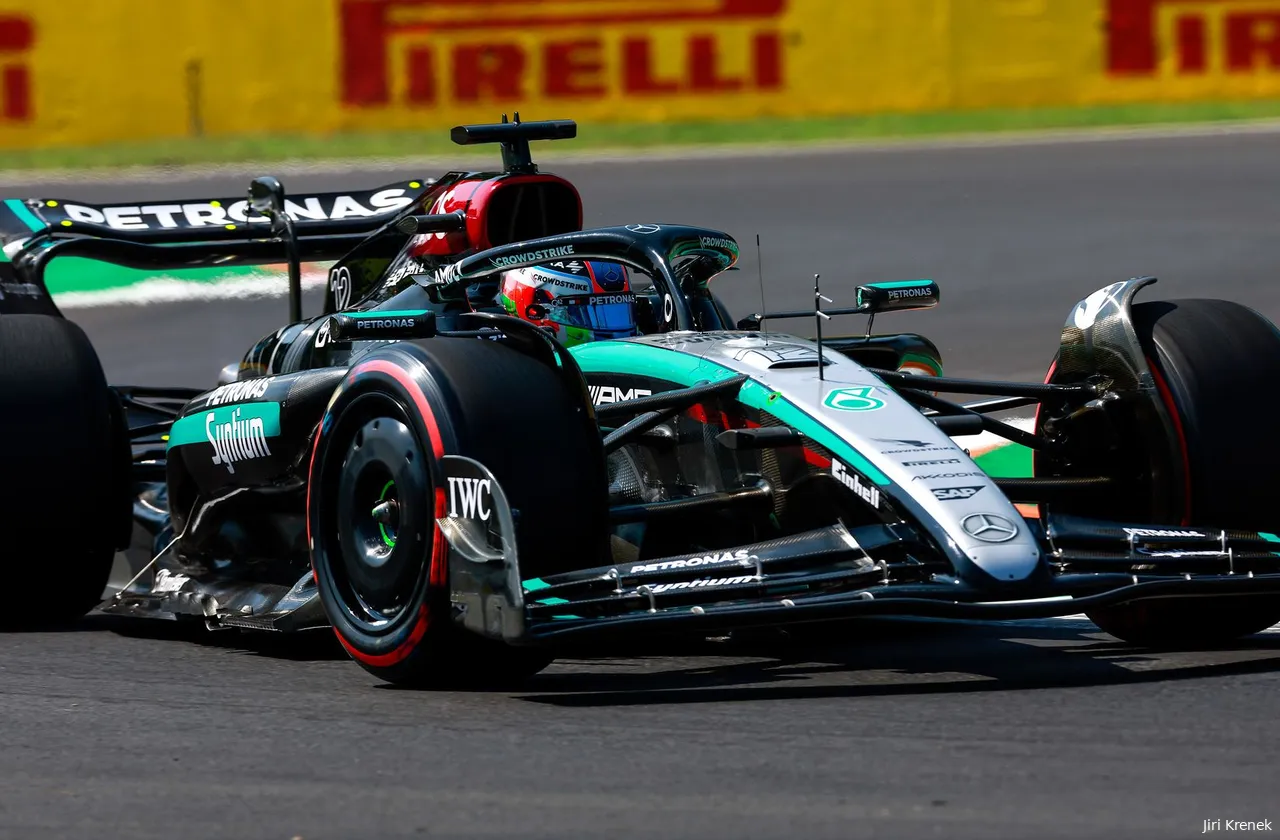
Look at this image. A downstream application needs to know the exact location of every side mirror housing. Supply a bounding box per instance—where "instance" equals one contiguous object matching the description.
[247,175,302,322]
[247,176,286,222]
[855,280,940,315]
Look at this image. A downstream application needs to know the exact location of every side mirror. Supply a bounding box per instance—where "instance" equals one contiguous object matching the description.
[855,280,940,315]
[247,175,302,323]
[247,176,286,222]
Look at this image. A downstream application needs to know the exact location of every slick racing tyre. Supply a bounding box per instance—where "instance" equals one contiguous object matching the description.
[1050,300,1280,646]
[308,338,608,687]
[0,315,129,625]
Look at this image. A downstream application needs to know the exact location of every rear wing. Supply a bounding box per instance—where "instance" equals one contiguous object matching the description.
[0,116,579,316]
[0,180,434,317]
[1,181,430,247]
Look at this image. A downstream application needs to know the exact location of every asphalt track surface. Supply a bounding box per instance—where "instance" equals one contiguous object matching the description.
[5,132,1280,839]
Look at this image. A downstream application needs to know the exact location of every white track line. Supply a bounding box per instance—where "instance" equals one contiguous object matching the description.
[54,269,327,309]
[952,416,1036,454]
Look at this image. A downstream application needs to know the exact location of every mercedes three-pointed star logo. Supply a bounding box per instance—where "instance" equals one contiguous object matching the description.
[961,513,1018,543]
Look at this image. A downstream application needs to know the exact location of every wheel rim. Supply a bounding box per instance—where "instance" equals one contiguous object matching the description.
[325,393,433,632]
[375,479,399,549]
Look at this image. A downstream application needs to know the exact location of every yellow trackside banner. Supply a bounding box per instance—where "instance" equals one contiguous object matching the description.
[6,0,1280,151]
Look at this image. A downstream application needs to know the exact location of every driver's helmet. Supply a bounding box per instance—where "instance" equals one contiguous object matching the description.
[498,259,638,346]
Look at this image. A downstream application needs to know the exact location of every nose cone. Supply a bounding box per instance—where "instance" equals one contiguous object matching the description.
[964,542,1042,583]
[951,511,1041,584]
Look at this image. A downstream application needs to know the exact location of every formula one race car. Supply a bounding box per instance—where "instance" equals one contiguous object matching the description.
[3,118,1280,686]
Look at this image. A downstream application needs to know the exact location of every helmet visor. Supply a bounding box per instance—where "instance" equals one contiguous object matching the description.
[548,294,637,334]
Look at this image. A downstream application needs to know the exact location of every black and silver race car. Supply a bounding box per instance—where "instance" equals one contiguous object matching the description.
[3,118,1279,687]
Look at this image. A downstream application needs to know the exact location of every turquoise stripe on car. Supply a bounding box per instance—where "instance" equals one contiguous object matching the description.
[865,279,933,289]
[166,402,282,450]
[571,340,891,485]
[347,309,429,319]
[3,198,45,233]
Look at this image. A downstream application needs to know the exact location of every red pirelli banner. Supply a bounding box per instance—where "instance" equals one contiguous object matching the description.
[1108,0,1280,76]
[4,0,1280,151]
[338,0,785,109]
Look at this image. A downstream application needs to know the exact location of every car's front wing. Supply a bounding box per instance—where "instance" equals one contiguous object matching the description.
[441,457,1280,646]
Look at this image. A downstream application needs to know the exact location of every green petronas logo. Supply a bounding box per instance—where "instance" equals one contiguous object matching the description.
[824,386,885,412]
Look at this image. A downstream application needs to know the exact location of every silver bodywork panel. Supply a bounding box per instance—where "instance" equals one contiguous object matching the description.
[585,331,1042,582]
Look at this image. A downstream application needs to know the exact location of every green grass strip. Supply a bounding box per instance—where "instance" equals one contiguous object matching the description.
[42,257,270,295]
[7,100,1280,173]
[973,443,1033,478]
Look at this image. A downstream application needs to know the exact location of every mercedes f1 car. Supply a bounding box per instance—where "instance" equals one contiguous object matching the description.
[4,118,1280,686]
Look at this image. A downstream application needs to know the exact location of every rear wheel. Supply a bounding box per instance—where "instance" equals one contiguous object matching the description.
[0,315,127,625]
[1048,300,1280,645]
[309,338,608,686]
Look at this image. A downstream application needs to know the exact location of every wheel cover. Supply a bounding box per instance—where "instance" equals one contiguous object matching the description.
[324,394,433,632]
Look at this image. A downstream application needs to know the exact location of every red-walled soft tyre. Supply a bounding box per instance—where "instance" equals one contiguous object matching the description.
[1046,300,1280,646]
[308,338,608,687]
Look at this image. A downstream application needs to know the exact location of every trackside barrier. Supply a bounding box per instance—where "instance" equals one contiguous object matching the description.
[3,0,1280,150]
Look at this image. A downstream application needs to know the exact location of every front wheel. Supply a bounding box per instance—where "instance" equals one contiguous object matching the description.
[1057,299,1280,645]
[308,338,608,687]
